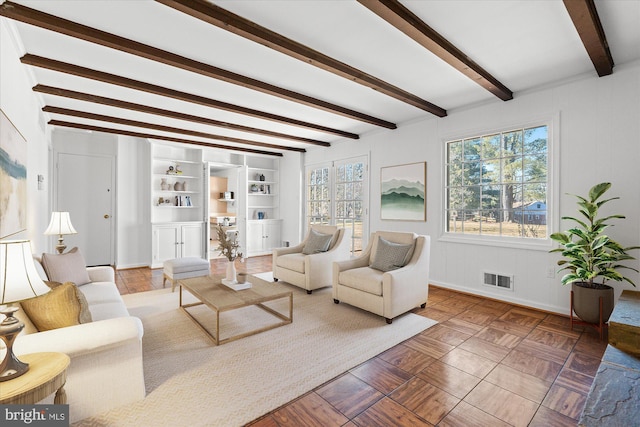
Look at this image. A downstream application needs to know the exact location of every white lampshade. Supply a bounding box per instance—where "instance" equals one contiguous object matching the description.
[44,211,77,236]
[0,240,51,305]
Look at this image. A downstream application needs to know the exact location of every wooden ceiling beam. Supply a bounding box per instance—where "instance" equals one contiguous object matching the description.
[357,0,513,101]
[21,54,358,140]
[563,0,614,77]
[43,106,306,153]
[0,1,395,129]
[34,85,330,147]
[157,0,447,117]
[48,120,283,157]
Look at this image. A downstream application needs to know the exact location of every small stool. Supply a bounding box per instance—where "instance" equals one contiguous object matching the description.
[163,257,210,292]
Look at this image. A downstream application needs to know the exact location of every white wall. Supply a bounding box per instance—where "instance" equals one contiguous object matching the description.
[278,151,303,246]
[116,136,150,268]
[0,20,50,252]
[303,62,640,315]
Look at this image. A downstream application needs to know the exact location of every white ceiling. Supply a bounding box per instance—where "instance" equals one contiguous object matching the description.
[3,0,640,156]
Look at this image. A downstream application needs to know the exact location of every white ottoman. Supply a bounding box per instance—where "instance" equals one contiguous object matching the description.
[163,257,210,292]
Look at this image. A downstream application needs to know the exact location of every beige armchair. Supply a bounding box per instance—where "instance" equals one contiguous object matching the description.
[333,231,430,323]
[273,225,351,293]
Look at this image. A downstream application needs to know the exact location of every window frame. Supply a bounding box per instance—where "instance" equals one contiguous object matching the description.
[304,156,369,255]
[439,114,559,251]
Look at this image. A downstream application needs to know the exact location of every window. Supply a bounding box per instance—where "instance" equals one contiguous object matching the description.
[306,165,331,225]
[334,158,367,254]
[445,125,548,240]
[305,156,368,255]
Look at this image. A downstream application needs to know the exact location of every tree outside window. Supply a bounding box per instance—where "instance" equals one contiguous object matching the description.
[445,125,548,239]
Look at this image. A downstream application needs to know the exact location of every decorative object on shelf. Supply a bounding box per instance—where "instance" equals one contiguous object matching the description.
[250,184,259,192]
[175,164,182,175]
[259,174,265,181]
[44,211,78,254]
[182,181,187,191]
[173,181,183,191]
[223,217,230,226]
[0,240,52,381]
[160,178,169,191]
[166,165,174,175]
[257,211,265,220]
[550,182,639,331]
[255,172,261,180]
[158,197,164,205]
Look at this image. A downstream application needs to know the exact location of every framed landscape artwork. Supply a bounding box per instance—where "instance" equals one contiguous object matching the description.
[0,109,28,238]
[380,161,426,221]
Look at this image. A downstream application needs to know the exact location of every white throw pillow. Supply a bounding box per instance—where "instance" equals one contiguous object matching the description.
[41,247,91,286]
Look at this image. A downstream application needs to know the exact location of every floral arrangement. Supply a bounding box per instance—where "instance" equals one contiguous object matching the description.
[216,225,242,262]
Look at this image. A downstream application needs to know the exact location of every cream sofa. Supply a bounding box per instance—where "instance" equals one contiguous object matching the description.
[333,231,430,323]
[273,225,351,293]
[9,260,146,423]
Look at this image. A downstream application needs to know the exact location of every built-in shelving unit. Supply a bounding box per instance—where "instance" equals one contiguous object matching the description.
[247,166,279,220]
[245,158,281,256]
[150,143,205,267]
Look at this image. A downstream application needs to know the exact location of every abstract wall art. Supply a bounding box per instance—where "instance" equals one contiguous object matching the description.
[0,110,28,238]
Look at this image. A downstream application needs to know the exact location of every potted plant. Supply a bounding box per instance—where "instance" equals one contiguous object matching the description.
[216,226,243,282]
[550,182,638,324]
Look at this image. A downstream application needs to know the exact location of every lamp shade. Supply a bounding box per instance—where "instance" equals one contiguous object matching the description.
[44,211,77,236]
[0,240,50,304]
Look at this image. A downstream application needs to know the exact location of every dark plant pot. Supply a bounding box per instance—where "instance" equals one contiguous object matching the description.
[572,282,615,324]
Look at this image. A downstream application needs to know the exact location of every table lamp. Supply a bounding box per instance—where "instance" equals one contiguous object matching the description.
[0,240,51,381]
[44,211,77,254]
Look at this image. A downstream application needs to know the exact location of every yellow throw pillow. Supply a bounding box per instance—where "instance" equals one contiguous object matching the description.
[21,281,92,332]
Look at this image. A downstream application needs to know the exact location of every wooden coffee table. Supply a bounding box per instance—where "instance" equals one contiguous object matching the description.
[178,274,293,345]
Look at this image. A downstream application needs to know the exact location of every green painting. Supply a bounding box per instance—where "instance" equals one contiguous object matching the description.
[381,162,426,221]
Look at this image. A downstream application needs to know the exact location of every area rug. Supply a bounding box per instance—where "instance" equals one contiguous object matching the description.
[74,275,436,427]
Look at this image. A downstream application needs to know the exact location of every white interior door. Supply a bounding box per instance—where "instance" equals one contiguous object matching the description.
[56,153,115,266]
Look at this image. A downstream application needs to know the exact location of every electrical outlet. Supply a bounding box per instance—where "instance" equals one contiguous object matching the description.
[546,267,556,279]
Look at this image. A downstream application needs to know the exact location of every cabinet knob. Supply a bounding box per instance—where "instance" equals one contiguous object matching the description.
[104,214,110,219]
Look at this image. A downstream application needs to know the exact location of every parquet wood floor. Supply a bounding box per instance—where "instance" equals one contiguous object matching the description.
[115,256,605,426]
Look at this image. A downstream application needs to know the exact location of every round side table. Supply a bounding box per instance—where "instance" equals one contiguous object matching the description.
[0,352,70,404]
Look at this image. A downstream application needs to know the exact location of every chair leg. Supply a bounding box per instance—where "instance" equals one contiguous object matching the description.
[273,278,279,282]
[307,290,312,294]
[420,303,426,308]
[385,318,393,324]
[333,299,340,304]
[162,274,167,288]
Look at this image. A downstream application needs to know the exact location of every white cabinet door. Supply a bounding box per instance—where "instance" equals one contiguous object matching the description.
[152,225,179,266]
[181,223,204,258]
[246,221,264,253]
[152,222,204,267]
[264,221,282,250]
[246,220,282,255]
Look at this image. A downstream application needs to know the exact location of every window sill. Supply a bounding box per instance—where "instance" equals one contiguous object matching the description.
[438,232,553,251]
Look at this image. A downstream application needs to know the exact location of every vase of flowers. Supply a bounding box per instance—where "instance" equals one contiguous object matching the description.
[216,226,243,282]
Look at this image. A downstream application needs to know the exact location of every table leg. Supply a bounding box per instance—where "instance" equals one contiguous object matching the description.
[54,382,67,405]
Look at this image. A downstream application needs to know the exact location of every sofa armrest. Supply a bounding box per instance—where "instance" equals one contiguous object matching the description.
[272,244,304,257]
[333,254,369,273]
[87,266,115,283]
[14,316,143,357]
